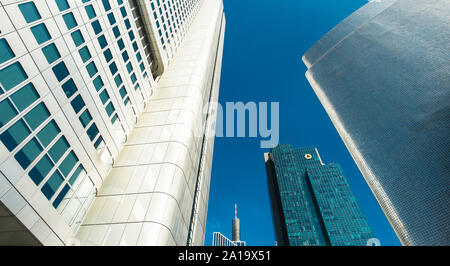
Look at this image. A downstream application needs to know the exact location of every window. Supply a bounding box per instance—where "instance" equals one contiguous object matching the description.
[0,62,28,92]
[70,95,85,114]
[48,136,70,163]
[86,62,98,77]
[126,62,132,73]
[120,6,127,17]
[0,39,15,65]
[107,13,116,25]
[121,51,129,62]
[86,123,99,141]
[124,19,131,29]
[52,61,70,82]
[112,26,120,38]
[78,46,92,63]
[109,62,118,75]
[15,138,43,169]
[0,99,17,127]
[55,0,70,12]
[0,119,31,151]
[29,154,54,185]
[111,114,118,124]
[69,165,84,186]
[117,39,124,50]
[140,62,145,72]
[103,49,113,62]
[10,83,40,111]
[93,136,104,149]
[53,184,70,208]
[119,86,126,98]
[24,102,50,130]
[99,90,109,104]
[136,52,142,62]
[105,102,114,116]
[85,5,96,19]
[79,109,92,127]
[97,35,107,48]
[128,31,135,41]
[130,73,137,84]
[71,30,85,47]
[91,20,102,35]
[42,43,61,64]
[92,76,104,91]
[19,2,41,23]
[37,120,60,147]
[63,13,78,30]
[102,0,112,11]
[114,74,122,87]
[61,78,78,98]
[31,24,51,44]
[41,170,64,199]
[59,151,78,176]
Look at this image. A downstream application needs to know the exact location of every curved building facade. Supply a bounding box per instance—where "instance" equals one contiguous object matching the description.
[302,0,449,245]
[0,0,224,246]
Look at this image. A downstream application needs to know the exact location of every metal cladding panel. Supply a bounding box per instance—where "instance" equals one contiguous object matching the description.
[74,0,225,246]
[303,0,450,245]
[303,0,396,68]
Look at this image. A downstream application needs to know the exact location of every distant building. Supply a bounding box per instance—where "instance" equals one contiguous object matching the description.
[302,0,449,245]
[265,145,375,246]
[212,205,247,246]
[212,232,235,246]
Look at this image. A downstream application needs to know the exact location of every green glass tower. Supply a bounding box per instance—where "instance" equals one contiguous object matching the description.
[265,144,375,246]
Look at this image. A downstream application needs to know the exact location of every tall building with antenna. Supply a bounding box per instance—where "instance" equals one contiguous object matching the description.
[212,204,246,246]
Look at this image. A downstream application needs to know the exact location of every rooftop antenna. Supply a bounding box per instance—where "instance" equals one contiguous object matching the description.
[232,203,240,241]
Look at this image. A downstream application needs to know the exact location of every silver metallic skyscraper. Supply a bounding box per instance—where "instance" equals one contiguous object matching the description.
[0,0,225,246]
[302,0,449,245]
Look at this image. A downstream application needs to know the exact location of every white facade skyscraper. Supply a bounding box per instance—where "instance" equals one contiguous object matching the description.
[0,0,225,246]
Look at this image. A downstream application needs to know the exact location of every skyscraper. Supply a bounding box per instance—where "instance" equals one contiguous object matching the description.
[0,0,225,246]
[265,145,375,246]
[302,0,449,245]
[212,205,246,246]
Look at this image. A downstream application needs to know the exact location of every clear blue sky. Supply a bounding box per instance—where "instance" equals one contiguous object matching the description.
[205,0,401,246]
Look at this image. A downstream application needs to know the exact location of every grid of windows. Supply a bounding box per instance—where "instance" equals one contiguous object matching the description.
[0,37,96,231]
[23,5,108,154]
[1,0,162,240]
[149,0,202,58]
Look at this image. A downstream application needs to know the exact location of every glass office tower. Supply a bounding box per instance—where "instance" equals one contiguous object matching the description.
[302,0,449,245]
[0,0,225,246]
[265,145,375,246]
